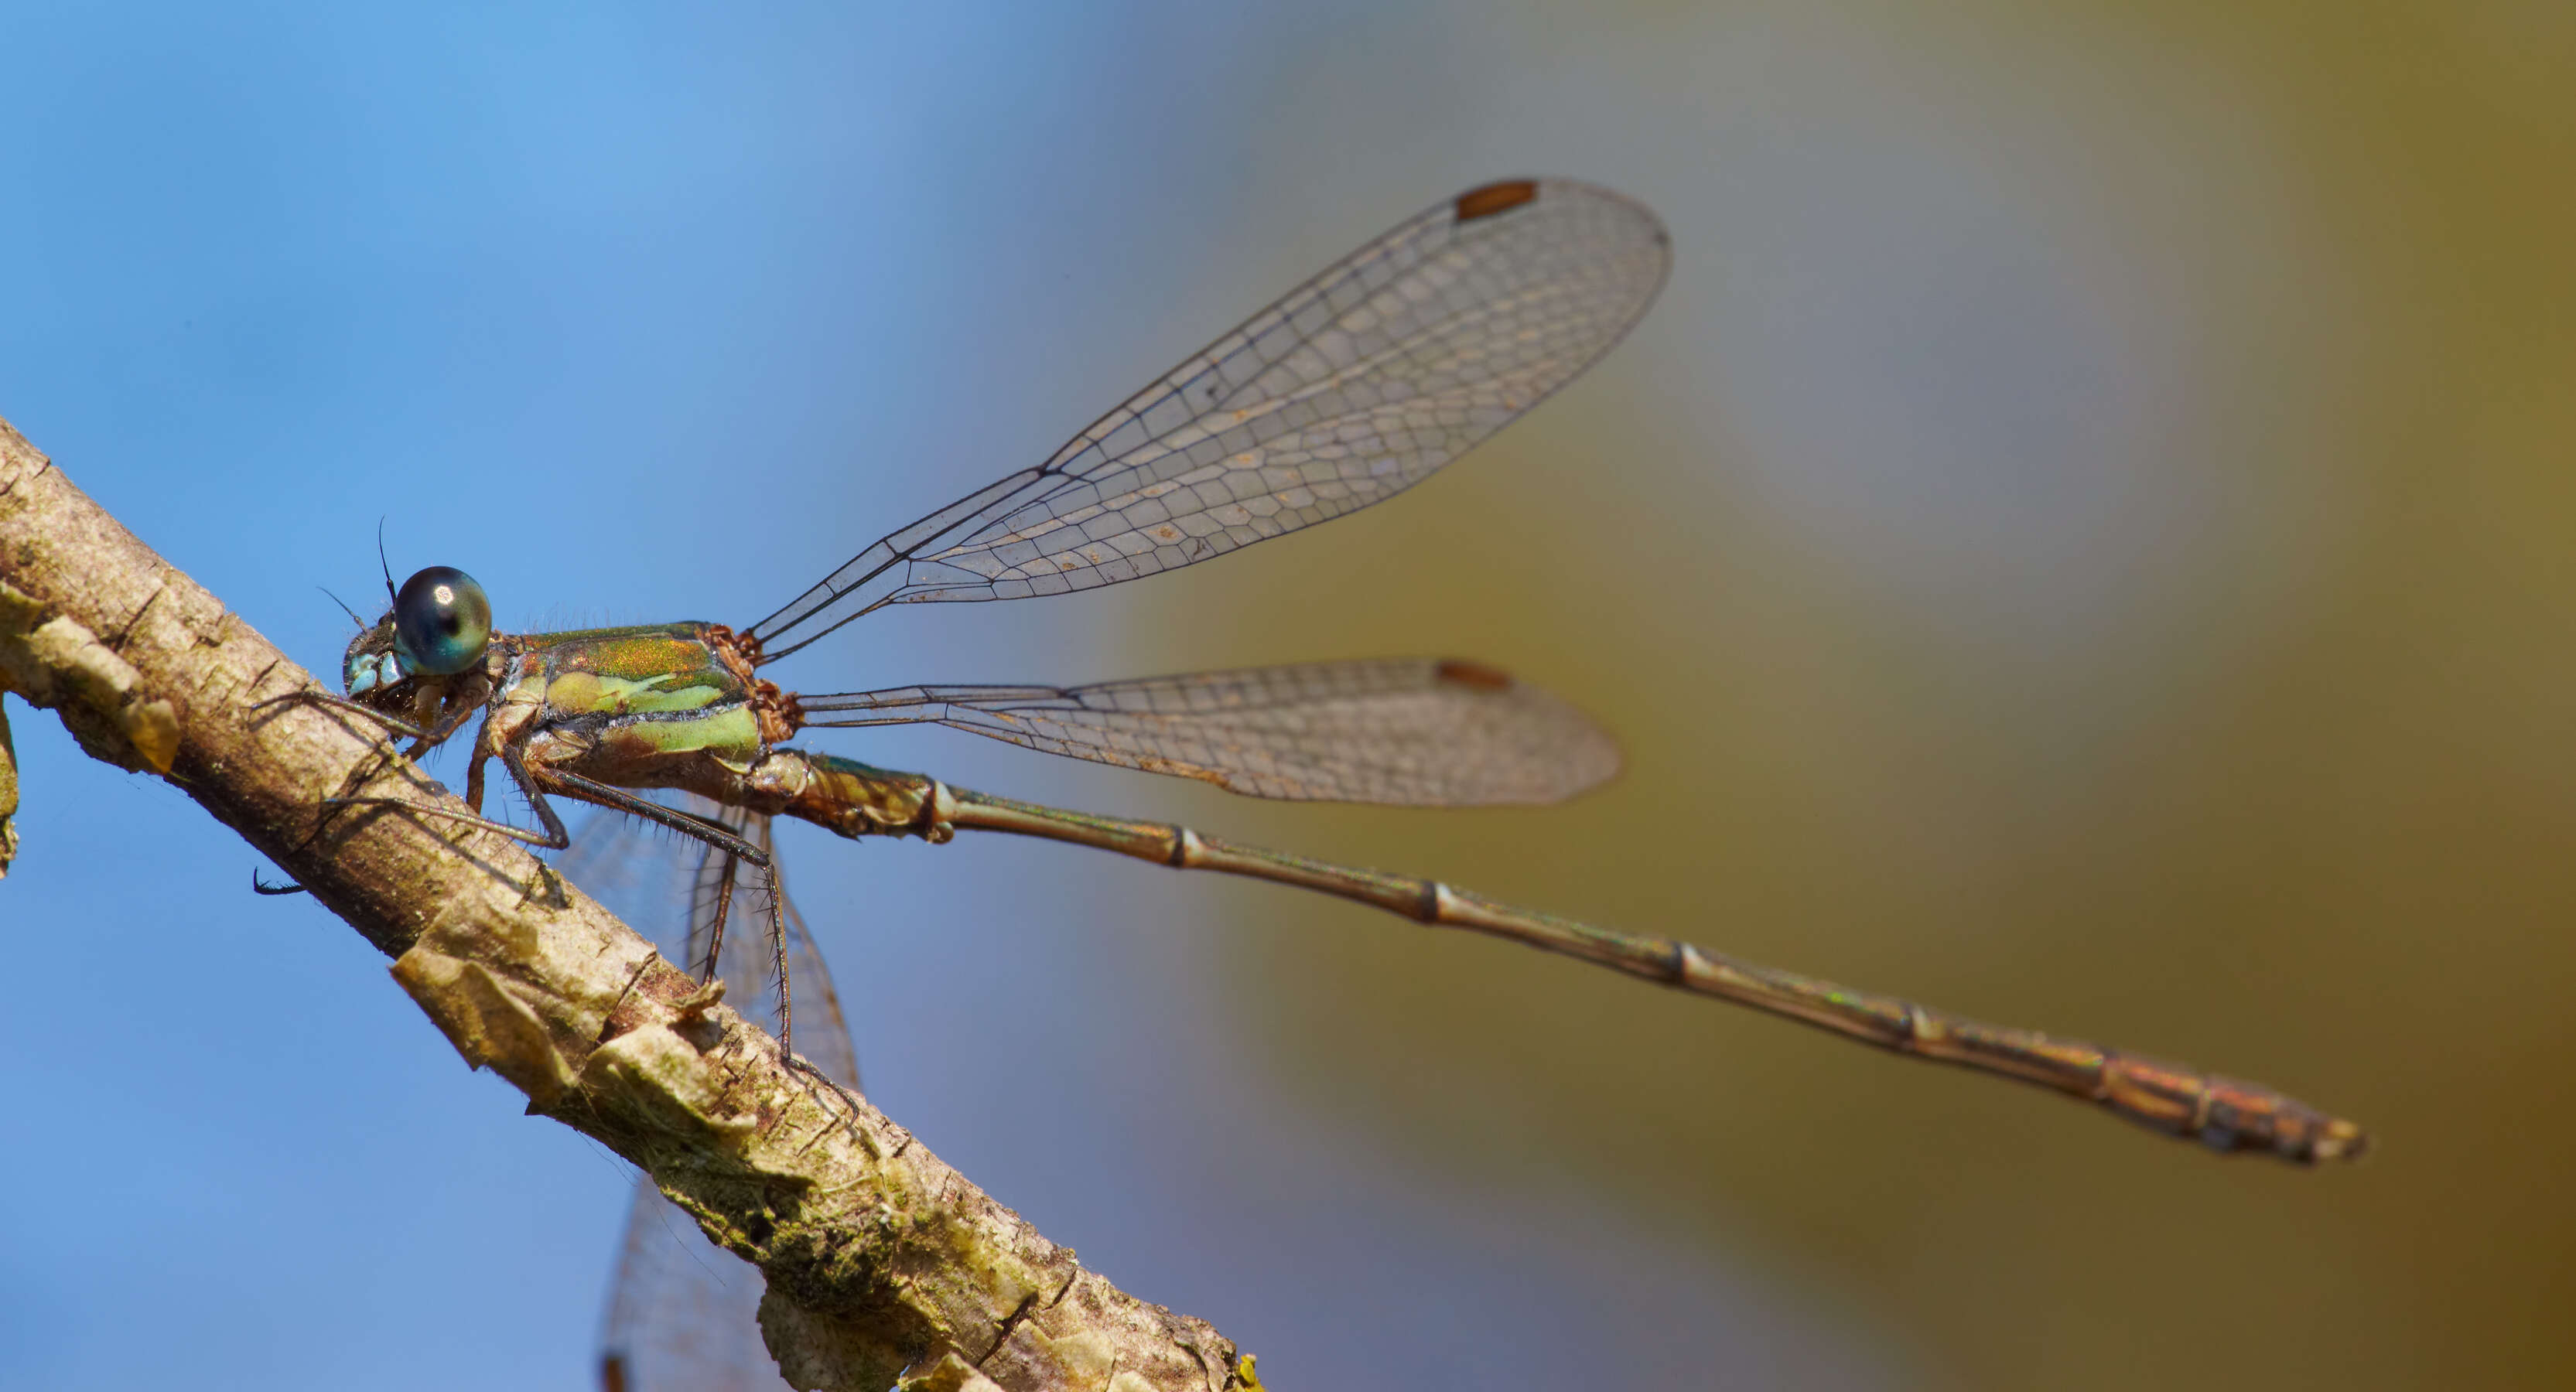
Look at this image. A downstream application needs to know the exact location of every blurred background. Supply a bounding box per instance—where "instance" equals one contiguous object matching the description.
[3,2,2571,1388]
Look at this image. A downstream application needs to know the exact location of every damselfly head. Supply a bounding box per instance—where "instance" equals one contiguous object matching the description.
[342,565,492,698]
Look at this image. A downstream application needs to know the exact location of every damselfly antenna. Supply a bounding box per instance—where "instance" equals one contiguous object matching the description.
[319,586,367,629]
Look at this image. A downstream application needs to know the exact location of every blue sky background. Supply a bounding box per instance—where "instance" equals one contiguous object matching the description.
[6,7,1849,1387]
[8,4,2576,1390]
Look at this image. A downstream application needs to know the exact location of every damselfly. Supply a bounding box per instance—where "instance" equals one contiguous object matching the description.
[278,179,2364,1182]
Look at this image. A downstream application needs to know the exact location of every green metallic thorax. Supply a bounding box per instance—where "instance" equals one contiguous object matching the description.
[518,623,743,715]
[509,623,764,776]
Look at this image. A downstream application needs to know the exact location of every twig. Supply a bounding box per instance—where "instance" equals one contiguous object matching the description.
[0,416,1252,1392]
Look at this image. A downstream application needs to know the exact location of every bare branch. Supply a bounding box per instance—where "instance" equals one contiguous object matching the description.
[0,417,1253,1392]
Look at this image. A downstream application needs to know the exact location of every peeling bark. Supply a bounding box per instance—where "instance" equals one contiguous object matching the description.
[0,417,1253,1392]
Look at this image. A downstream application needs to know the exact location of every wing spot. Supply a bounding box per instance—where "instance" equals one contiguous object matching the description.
[1455,179,1540,222]
[1434,658,1515,691]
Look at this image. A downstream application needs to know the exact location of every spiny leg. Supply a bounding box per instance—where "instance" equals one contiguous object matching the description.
[253,684,480,757]
[323,742,576,852]
[699,846,740,986]
[538,766,769,865]
[326,752,768,864]
[250,686,489,892]
[760,858,793,1057]
[678,813,796,1056]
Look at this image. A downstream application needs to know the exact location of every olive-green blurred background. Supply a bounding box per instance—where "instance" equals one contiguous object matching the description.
[1099,4,2576,1387]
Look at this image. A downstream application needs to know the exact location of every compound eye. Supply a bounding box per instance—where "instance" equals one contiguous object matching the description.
[391,566,492,676]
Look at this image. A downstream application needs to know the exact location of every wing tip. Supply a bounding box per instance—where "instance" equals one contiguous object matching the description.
[1570,727,1625,799]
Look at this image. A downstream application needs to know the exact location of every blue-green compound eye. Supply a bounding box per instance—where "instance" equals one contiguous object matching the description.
[392,565,493,676]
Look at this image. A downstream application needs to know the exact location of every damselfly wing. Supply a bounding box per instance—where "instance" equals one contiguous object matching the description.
[569,803,853,1392]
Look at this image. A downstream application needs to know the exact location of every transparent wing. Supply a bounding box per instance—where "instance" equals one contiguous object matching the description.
[569,806,859,1392]
[750,179,1670,661]
[792,657,1619,805]
[595,1179,778,1392]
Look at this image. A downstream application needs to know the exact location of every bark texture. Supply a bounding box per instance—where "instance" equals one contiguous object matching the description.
[0,418,1252,1392]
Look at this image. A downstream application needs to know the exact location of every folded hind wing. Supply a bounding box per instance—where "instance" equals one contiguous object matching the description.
[793,657,1619,806]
